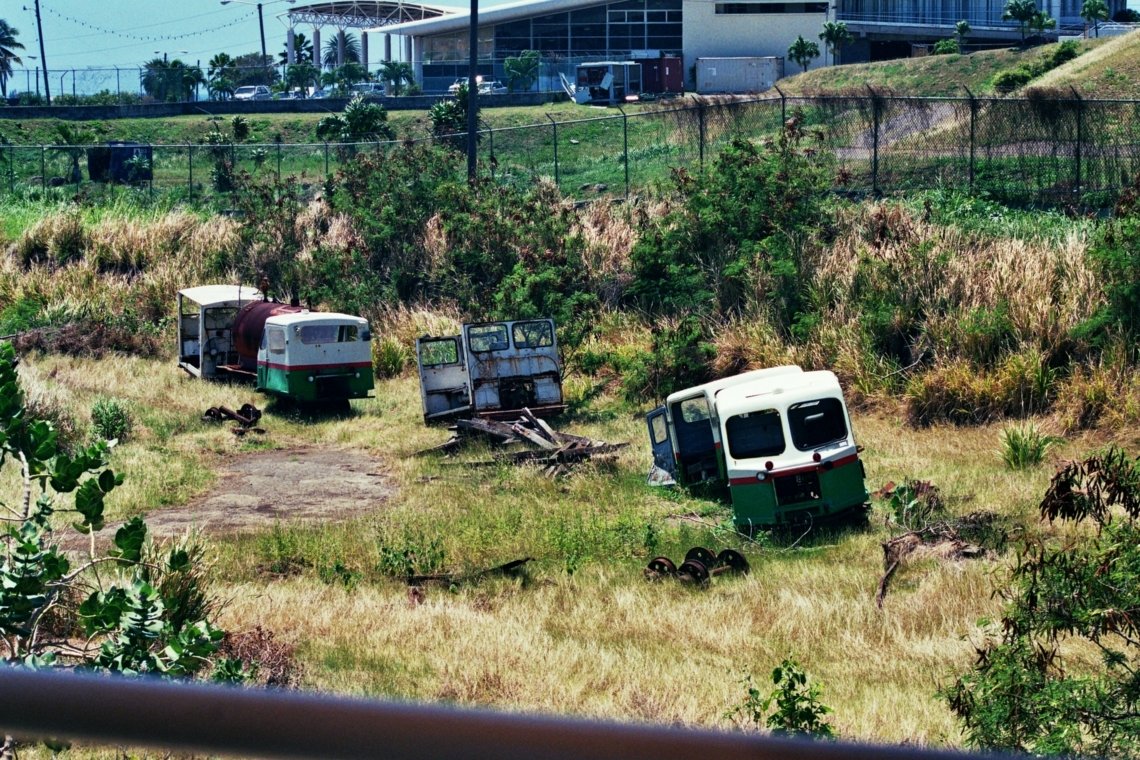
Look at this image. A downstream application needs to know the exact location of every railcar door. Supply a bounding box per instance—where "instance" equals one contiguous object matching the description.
[416,335,471,421]
[646,406,677,476]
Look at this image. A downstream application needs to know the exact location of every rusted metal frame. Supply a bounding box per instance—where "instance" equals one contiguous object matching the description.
[0,667,996,760]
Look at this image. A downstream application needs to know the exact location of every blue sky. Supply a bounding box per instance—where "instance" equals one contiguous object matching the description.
[5,0,477,74]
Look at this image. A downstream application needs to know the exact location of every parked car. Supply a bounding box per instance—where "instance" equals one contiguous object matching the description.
[233,85,271,101]
[234,85,271,101]
[308,87,328,99]
[478,80,508,95]
[350,82,386,98]
[448,76,485,94]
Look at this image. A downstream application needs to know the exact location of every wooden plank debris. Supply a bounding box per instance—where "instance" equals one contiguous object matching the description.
[415,407,626,478]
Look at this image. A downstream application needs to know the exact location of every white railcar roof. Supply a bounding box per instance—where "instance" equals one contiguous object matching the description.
[178,285,262,308]
[265,312,368,327]
[665,365,803,408]
[715,370,844,420]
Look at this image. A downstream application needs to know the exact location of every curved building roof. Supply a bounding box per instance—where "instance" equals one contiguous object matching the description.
[372,0,610,34]
[286,1,456,29]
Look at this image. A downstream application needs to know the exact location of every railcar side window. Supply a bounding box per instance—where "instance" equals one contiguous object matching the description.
[788,398,848,450]
[338,325,360,342]
[726,409,785,459]
[267,327,286,355]
[650,414,669,445]
[513,321,554,348]
[420,338,460,367]
[676,397,710,423]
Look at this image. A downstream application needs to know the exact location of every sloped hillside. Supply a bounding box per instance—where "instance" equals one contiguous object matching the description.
[778,39,1100,96]
[1032,28,1140,97]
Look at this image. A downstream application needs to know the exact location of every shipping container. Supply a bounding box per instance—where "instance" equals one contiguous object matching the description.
[633,55,684,94]
[695,56,784,94]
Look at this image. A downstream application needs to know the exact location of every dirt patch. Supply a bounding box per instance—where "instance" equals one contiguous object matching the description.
[124,446,393,543]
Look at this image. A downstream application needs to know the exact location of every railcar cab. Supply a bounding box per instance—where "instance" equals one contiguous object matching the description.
[177,285,261,379]
[256,312,374,402]
[646,366,804,486]
[415,318,564,423]
[716,370,869,529]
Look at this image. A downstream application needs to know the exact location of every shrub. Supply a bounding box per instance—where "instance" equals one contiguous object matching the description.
[91,396,132,443]
[993,68,1034,93]
[372,335,409,378]
[946,447,1140,757]
[725,659,835,739]
[621,315,715,402]
[1000,424,1062,469]
[932,38,960,55]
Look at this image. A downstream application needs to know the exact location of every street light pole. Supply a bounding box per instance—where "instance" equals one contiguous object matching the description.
[467,0,478,180]
[257,3,267,68]
[33,0,50,102]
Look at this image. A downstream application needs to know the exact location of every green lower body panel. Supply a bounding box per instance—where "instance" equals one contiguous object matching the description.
[730,458,869,529]
[257,365,374,402]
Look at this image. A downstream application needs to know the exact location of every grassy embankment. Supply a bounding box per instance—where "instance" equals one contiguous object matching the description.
[1,191,1129,758]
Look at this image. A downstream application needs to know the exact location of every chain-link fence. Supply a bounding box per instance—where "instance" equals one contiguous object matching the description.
[2,93,1138,206]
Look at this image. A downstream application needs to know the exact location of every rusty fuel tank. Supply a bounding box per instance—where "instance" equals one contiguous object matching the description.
[232,300,304,371]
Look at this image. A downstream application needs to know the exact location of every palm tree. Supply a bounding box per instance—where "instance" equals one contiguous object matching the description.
[1003,0,1039,42]
[142,58,203,102]
[1081,0,1109,37]
[208,53,238,100]
[50,123,94,185]
[788,35,820,73]
[0,20,26,99]
[818,21,852,66]
[322,31,360,69]
[279,32,314,66]
[955,20,971,52]
[378,60,414,96]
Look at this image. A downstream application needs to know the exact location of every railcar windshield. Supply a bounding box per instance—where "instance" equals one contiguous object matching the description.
[788,397,848,450]
[725,409,785,459]
[467,324,510,352]
[512,321,554,349]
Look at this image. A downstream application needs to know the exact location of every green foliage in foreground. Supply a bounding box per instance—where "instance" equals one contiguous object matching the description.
[946,446,1140,757]
[0,341,243,754]
[726,659,835,739]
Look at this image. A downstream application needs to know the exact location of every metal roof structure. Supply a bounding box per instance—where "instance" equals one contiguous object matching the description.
[374,0,605,35]
[285,1,456,30]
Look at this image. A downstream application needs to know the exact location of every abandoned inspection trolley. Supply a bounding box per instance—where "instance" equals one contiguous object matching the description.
[647,367,869,529]
[415,319,564,422]
[177,285,374,403]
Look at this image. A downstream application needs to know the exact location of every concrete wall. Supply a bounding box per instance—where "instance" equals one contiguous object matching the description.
[0,92,558,122]
[681,2,828,86]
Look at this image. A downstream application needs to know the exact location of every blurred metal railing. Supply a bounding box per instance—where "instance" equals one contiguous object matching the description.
[0,668,996,760]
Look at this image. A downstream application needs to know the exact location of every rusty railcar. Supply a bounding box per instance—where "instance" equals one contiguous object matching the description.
[415,319,564,423]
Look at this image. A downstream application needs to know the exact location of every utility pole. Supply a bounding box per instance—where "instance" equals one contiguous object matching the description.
[466,0,478,180]
[33,0,50,102]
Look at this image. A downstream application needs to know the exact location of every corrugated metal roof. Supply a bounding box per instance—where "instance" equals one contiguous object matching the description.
[178,285,262,308]
[370,0,612,35]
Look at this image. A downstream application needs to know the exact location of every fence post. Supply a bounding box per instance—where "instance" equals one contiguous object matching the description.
[697,99,706,170]
[324,142,330,177]
[1071,86,1082,203]
[867,85,880,196]
[488,128,495,182]
[965,87,977,194]
[546,114,559,189]
[188,144,194,201]
[278,141,283,184]
[618,105,629,199]
[40,146,45,192]
[775,84,786,125]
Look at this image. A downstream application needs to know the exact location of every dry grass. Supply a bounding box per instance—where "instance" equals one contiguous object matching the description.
[1032,28,1140,98]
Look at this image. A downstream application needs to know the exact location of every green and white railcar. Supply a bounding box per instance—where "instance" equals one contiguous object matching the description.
[256,312,374,402]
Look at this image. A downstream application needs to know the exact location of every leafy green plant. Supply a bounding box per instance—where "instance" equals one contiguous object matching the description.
[0,341,242,754]
[946,447,1140,757]
[932,38,960,55]
[90,396,132,443]
[504,50,540,92]
[725,659,835,739]
[1000,424,1062,469]
[879,479,947,529]
[377,529,446,578]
